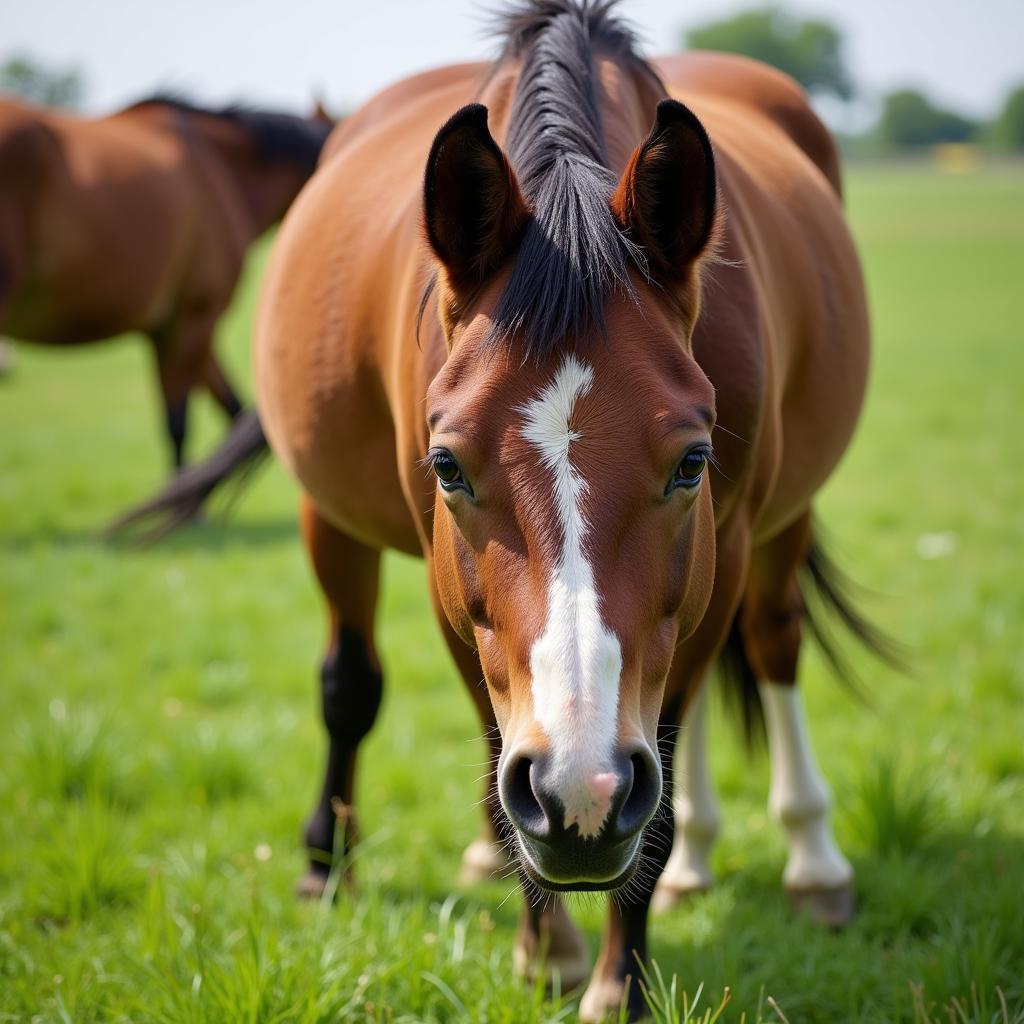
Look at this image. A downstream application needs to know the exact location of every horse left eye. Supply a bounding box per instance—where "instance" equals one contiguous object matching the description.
[433,454,461,484]
[670,450,708,492]
[430,449,472,494]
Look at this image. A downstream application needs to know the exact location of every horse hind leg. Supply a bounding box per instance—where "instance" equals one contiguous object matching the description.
[296,497,383,899]
[653,675,720,913]
[740,512,854,927]
[202,351,244,421]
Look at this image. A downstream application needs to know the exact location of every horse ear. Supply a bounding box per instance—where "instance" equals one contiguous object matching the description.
[611,99,717,283]
[424,103,528,286]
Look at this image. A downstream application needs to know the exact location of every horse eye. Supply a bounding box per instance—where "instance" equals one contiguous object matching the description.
[670,450,708,492]
[430,450,468,492]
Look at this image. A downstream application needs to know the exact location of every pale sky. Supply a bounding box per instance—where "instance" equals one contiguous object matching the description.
[4,0,1022,124]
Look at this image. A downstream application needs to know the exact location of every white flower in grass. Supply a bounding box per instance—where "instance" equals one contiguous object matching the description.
[915,531,957,560]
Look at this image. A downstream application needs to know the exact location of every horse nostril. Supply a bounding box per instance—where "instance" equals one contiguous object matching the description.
[616,748,661,836]
[503,753,547,837]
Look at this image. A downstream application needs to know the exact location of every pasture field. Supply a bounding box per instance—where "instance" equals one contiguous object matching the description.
[1,164,1023,1023]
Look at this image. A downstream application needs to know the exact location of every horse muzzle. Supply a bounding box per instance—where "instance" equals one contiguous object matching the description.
[498,742,661,889]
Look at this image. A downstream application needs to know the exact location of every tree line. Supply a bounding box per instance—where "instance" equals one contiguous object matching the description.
[4,18,1023,154]
[685,6,1024,153]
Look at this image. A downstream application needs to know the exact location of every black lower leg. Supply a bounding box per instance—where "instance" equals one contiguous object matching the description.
[222,389,243,421]
[304,625,383,880]
[166,399,187,469]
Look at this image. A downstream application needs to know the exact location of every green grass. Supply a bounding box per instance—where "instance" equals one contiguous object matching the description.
[2,164,1023,1022]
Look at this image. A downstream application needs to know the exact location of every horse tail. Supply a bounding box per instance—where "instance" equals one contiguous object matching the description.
[718,527,905,747]
[800,532,906,684]
[104,409,268,543]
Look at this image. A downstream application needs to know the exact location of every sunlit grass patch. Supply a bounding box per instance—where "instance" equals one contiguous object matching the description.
[910,982,1023,1024]
[15,704,148,809]
[972,726,1024,784]
[26,796,144,924]
[839,755,942,860]
[2,168,1023,1020]
[162,722,260,805]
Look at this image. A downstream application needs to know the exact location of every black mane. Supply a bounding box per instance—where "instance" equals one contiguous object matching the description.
[129,94,329,175]
[488,0,663,355]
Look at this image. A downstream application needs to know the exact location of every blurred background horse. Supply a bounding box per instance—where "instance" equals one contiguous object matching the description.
[0,95,330,473]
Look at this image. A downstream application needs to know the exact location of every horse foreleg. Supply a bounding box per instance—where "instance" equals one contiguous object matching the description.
[426,579,510,884]
[151,314,217,469]
[579,718,679,1023]
[426,573,588,988]
[296,497,383,899]
[456,708,511,885]
[653,675,720,912]
[156,365,190,470]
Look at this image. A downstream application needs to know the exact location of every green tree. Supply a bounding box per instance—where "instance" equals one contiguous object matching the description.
[0,54,84,109]
[990,85,1024,151]
[876,89,977,149]
[685,6,853,101]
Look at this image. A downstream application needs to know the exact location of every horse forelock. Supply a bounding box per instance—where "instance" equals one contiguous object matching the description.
[482,0,664,358]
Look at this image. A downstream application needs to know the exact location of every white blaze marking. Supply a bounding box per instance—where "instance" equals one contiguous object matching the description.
[520,355,623,838]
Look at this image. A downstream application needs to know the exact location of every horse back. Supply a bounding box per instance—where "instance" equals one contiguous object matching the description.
[256,53,868,553]
[0,100,241,343]
[656,53,868,541]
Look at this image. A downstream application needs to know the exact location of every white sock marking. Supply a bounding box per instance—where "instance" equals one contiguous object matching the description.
[663,677,720,892]
[759,683,852,888]
[521,355,623,838]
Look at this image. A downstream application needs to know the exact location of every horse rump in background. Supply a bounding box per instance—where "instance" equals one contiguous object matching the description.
[111,1,899,1017]
[0,94,330,481]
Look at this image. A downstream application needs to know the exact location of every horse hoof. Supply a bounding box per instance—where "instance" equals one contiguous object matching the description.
[458,836,511,884]
[786,880,855,928]
[514,941,591,994]
[514,902,590,994]
[579,975,646,1022]
[295,869,330,901]
[651,876,710,915]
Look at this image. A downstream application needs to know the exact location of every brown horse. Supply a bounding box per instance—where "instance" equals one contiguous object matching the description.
[118,1,886,1016]
[0,94,330,469]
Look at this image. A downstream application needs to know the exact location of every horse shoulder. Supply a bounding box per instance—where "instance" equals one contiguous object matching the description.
[253,149,422,556]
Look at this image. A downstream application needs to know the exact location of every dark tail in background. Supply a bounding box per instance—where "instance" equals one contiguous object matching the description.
[104,409,269,544]
[720,529,907,746]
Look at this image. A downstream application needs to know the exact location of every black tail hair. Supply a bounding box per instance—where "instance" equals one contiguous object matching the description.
[719,528,906,747]
[103,410,268,544]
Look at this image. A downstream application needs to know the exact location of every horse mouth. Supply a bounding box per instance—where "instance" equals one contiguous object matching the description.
[513,832,644,892]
